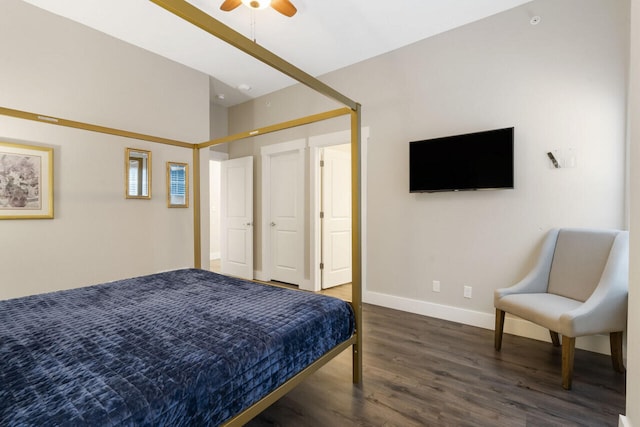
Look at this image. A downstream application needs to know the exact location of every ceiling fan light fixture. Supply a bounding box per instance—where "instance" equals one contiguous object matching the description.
[241,0,272,10]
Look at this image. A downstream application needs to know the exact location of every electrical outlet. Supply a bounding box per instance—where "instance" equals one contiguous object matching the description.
[464,285,472,299]
[432,280,441,293]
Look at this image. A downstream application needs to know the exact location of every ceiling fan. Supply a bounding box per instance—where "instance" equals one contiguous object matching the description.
[220,0,297,17]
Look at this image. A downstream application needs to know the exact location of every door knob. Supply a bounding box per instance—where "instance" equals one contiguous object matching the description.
[246,222,252,226]
[271,222,276,227]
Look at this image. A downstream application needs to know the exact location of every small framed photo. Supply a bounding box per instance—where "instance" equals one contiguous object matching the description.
[167,161,189,208]
[0,141,53,219]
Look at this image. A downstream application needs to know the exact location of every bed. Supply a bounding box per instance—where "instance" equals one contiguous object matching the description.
[0,268,356,426]
[1,0,363,424]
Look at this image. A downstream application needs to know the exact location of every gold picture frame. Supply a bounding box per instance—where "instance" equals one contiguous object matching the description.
[167,161,188,208]
[125,148,151,199]
[0,140,53,219]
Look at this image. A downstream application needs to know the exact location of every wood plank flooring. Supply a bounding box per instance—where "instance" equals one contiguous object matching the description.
[247,304,626,427]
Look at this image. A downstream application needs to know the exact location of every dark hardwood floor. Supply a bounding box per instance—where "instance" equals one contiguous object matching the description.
[248,304,626,427]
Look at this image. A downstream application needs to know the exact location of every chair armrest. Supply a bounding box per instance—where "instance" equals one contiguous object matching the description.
[559,231,629,336]
[494,229,559,304]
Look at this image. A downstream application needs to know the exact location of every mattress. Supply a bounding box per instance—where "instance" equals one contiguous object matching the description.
[0,269,355,426]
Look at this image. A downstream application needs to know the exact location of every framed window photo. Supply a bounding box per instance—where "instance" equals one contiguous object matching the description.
[167,162,188,208]
[0,141,53,219]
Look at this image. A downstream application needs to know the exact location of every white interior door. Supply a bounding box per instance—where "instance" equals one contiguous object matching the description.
[321,145,352,289]
[269,150,303,285]
[221,156,253,280]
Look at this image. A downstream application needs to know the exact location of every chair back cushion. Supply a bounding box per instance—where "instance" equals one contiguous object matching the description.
[547,229,617,302]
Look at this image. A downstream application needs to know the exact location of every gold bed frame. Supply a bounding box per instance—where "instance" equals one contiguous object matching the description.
[1,1,362,425]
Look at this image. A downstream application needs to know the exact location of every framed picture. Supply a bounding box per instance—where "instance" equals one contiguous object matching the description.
[125,148,152,199]
[167,161,189,208]
[0,141,53,219]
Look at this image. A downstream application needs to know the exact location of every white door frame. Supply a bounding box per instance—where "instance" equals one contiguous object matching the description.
[260,139,306,286]
[309,127,369,292]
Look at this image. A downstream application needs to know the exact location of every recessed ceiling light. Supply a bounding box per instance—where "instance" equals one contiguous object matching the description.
[237,83,252,91]
[216,93,225,100]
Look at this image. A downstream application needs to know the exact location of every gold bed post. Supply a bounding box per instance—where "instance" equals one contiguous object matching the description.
[193,146,202,269]
[351,104,363,384]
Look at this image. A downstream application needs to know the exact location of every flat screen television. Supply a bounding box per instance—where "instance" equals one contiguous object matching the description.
[409,127,514,193]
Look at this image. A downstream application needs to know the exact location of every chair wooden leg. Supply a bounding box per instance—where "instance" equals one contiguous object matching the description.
[562,336,575,390]
[610,331,626,373]
[550,331,560,347]
[495,309,505,351]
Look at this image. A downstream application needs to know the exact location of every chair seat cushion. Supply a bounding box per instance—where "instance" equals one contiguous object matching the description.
[495,293,582,336]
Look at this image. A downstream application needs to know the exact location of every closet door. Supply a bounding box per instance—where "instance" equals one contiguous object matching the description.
[221,156,253,280]
[268,150,303,285]
[321,145,352,289]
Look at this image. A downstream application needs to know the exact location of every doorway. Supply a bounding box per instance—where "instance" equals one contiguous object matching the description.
[309,127,368,292]
[209,151,228,274]
[210,129,367,293]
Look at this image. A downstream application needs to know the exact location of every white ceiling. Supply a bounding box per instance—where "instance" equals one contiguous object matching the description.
[21,0,532,107]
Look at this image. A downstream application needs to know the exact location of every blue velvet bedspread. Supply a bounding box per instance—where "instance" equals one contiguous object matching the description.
[0,269,355,426]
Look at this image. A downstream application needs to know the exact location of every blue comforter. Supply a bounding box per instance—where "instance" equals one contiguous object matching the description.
[0,269,355,426]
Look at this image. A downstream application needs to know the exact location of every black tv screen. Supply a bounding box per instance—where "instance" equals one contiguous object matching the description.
[409,127,514,193]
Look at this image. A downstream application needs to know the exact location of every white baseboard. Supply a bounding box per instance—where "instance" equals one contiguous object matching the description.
[364,289,493,328]
[363,290,617,356]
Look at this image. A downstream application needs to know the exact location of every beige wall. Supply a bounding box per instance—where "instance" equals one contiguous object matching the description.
[359,0,628,352]
[0,0,209,299]
[626,0,639,424]
[229,0,629,349]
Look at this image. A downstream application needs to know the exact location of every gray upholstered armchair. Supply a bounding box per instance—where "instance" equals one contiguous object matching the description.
[494,228,629,389]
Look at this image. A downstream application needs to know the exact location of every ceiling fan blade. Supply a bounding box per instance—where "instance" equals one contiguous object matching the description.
[271,0,297,17]
[220,0,242,12]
